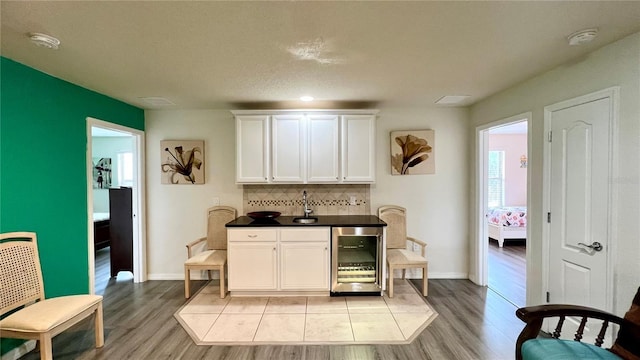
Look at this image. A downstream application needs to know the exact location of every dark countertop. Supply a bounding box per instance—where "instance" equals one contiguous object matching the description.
[226,215,387,227]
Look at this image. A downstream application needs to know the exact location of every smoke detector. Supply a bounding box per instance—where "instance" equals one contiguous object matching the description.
[29,33,60,50]
[567,28,598,46]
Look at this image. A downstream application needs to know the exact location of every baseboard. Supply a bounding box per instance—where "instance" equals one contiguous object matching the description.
[1,340,36,360]
[147,272,220,281]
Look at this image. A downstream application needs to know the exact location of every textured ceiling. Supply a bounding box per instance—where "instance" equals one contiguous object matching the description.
[2,1,640,110]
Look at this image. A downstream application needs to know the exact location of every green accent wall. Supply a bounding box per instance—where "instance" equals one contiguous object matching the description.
[0,57,144,354]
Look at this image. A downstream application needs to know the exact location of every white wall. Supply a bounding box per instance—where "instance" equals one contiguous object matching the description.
[469,32,640,313]
[372,107,470,279]
[92,136,135,212]
[145,110,243,279]
[145,107,470,280]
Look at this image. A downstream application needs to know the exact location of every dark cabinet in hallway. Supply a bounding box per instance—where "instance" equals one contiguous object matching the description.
[109,187,133,277]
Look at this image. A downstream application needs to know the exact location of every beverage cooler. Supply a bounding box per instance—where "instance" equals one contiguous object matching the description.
[330,226,383,296]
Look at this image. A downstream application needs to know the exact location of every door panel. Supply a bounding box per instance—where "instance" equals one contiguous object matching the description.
[561,261,591,305]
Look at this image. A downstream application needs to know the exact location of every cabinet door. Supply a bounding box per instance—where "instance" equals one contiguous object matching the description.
[228,242,277,290]
[341,115,376,183]
[307,114,340,183]
[271,114,305,183]
[236,115,270,183]
[279,242,329,290]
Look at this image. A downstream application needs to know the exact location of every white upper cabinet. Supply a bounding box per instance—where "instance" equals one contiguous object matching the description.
[233,110,377,184]
[307,114,340,182]
[235,115,270,183]
[271,114,305,183]
[341,115,376,183]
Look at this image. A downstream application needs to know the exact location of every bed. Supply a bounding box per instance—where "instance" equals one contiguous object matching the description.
[93,212,110,251]
[487,206,526,247]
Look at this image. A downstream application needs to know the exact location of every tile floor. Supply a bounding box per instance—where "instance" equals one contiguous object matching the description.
[174,280,437,345]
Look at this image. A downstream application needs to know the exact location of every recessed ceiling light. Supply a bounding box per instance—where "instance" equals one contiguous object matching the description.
[29,33,60,50]
[300,96,314,102]
[435,95,470,105]
[567,28,598,46]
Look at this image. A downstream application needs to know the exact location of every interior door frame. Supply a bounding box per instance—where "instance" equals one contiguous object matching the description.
[474,112,531,292]
[542,87,619,311]
[86,117,147,291]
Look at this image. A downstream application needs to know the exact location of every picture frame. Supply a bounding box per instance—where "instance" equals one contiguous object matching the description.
[92,157,112,189]
[160,140,205,184]
[390,129,435,175]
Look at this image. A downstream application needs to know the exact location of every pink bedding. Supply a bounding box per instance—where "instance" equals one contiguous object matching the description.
[487,207,526,227]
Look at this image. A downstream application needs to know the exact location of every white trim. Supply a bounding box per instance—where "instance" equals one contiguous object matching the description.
[473,112,531,293]
[87,117,147,290]
[542,87,619,312]
[0,340,36,360]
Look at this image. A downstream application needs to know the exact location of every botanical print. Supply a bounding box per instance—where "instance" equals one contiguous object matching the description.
[390,130,435,175]
[161,140,204,184]
[93,157,112,189]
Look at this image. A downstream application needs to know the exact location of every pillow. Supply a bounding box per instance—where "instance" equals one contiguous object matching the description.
[610,286,640,360]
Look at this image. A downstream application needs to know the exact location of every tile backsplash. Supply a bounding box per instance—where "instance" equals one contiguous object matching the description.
[243,184,370,216]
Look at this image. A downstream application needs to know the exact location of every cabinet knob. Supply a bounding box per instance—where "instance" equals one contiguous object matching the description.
[248,234,257,238]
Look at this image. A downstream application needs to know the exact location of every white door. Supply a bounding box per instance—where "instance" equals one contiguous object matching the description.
[279,242,329,290]
[272,114,305,183]
[228,242,278,290]
[341,115,376,183]
[236,115,270,183]
[307,114,340,183]
[546,90,616,341]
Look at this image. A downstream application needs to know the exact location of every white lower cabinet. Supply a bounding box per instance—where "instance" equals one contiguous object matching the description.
[280,228,330,290]
[228,227,330,293]
[227,242,277,290]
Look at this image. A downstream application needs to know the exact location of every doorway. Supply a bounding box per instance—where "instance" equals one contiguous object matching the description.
[87,117,146,294]
[476,113,531,308]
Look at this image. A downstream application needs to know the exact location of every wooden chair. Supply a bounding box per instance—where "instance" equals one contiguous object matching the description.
[377,205,428,298]
[0,232,104,360]
[515,286,640,360]
[184,206,237,299]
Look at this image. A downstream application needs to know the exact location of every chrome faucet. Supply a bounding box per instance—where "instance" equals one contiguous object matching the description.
[303,190,313,217]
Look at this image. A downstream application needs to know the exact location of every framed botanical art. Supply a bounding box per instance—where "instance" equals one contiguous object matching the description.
[160,140,205,184]
[390,130,435,175]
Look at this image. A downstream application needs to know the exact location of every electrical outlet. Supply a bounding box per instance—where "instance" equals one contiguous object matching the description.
[212,197,220,206]
[349,196,357,205]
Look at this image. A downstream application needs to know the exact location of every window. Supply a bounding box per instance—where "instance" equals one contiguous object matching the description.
[488,151,505,208]
[117,152,134,187]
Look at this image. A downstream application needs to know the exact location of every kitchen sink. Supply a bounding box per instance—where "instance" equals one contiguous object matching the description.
[292,217,318,224]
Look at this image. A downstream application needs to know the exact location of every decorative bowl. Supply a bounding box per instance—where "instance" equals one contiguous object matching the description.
[247,211,281,220]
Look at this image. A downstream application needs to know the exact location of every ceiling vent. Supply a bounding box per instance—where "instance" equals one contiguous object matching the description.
[435,95,470,105]
[139,97,175,106]
[29,33,60,50]
[567,28,598,46]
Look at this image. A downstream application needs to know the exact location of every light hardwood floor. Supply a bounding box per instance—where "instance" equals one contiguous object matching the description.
[488,241,526,308]
[17,250,525,360]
